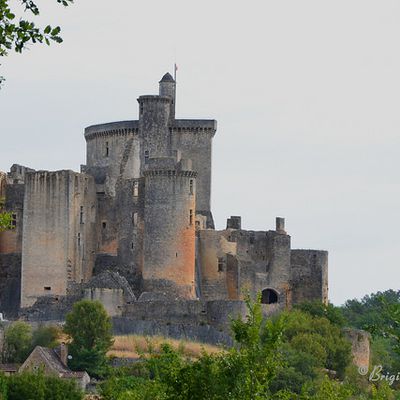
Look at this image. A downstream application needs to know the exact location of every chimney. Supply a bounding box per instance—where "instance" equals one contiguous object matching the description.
[276,217,286,234]
[226,216,241,230]
[60,342,68,366]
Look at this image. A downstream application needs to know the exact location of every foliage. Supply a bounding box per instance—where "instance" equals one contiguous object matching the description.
[0,197,12,232]
[0,373,6,400]
[42,375,83,400]
[99,291,400,400]
[6,372,83,400]
[7,372,45,400]
[100,375,167,400]
[1,323,61,363]
[0,0,73,85]
[341,290,400,332]
[2,321,32,363]
[31,325,61,349]
[270,309,352,394]
[295,301,346,327]
[64,299,114,378]
[300,375,354,400]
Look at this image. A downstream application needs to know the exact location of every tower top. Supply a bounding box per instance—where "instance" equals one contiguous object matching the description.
[159,72,175,83]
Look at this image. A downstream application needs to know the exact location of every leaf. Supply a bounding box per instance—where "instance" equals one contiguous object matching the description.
[51,26,61,36]
[44,25,51,34]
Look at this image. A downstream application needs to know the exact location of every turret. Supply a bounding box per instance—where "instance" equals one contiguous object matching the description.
[138,95,172,169]
[142,156,197,299]
[159,72,176,121]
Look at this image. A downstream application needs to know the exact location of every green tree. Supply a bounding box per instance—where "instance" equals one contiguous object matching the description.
[64,299,114,377]
[0,373,7,400]
[0,0,73,85]
[2,321,32,363]
[7,372,45,400]
[295,301,346,327]
[31,325,61,349]
[7,372,83,400]
[43,375,83,400]
[341,290,400,332]
[270,309,352,395]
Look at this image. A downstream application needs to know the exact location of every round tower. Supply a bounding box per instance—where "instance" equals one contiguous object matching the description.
[142,157,197,299]
[138,95,172,171]
[159,72,176,120]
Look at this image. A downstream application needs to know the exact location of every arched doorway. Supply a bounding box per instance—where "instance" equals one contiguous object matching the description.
[261,288,279,304]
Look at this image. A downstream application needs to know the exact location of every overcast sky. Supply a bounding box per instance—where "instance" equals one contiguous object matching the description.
[1,0,399,305]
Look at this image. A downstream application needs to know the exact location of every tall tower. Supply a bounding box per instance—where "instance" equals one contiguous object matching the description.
[142,157,197,299]
[159,72,176,121]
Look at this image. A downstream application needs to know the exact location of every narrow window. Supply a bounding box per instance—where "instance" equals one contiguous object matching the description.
[133,181,139,197]
[105,142,109,157]
[80,206,84,224]
[44,286,51,291]
[140,103,144,115]
[77,233,81,246]
[144,150,149,162]
[189,179,194,195]
[189,209,193,225]
[11,213,17,228]
[131,242,134,249]
[133,212,138,227]
[102,222,107,230]
[218,257,225,272]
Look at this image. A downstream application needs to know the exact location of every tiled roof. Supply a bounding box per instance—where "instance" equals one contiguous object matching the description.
[19,346,88,380]
[35,346,70,374]
[0,364,19,372]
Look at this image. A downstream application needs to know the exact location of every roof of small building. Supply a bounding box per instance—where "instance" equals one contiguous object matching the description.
[160,72,174,82]
[61,371,89,379]
[0,364,19,372]
[19,346,70,374]
[19,346,89,382]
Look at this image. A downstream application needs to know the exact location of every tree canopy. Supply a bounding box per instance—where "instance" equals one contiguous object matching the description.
[64,299,114,378]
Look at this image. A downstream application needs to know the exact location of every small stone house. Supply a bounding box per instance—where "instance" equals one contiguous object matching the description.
[19,345,90,390]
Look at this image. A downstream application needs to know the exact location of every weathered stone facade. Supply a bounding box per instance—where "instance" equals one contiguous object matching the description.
[0,72,328,329]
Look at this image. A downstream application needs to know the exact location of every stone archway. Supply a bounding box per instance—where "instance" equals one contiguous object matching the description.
[261,288,279,304]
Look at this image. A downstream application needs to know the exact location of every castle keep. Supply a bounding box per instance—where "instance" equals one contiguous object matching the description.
[0,73,328,336]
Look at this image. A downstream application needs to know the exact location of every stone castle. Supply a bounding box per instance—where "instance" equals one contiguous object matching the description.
[0,73,328,339]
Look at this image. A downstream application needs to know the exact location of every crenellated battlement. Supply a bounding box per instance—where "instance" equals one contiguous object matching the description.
[84,120,139,141]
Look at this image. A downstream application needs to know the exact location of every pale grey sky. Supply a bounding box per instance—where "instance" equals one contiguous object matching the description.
[1,0,399,305]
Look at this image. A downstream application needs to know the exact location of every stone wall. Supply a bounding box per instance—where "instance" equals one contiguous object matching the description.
[0,171,6,198]
[343,328,370,370]
[0,184,25,254]
[84,122,140,197]
[198,224,292,308]
[0,254,21,318]
[290,249,328,305]
[197,229,237,300]
[170,120,216,225]
[115,299,248,345]
[21,170,97,307]
[114,299,279,345]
